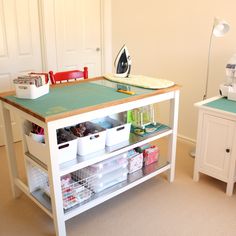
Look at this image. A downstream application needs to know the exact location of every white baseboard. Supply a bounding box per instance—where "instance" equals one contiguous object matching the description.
[177,134,196,145]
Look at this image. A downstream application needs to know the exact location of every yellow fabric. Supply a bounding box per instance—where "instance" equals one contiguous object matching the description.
[104,74,175,89]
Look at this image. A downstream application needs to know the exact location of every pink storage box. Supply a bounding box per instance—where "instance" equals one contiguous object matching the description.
[143,146,159,166]
[128,152,143,174]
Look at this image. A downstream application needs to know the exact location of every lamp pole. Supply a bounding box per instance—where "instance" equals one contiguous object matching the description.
[203,23,215,100]
[203,17,230,100]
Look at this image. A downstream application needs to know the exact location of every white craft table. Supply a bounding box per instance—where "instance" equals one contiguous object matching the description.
[0,77,180,236]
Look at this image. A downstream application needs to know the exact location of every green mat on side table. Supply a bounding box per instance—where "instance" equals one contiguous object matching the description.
[204,97,236,114]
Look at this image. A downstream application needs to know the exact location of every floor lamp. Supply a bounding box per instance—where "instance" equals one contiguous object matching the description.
[190,17,230,157]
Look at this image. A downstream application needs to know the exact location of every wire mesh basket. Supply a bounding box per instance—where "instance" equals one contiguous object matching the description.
[61,174,93,210]
[28,162,94,210]
[29,163,50,196]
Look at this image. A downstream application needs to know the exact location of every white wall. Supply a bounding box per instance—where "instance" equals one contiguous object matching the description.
[112,0,236,142]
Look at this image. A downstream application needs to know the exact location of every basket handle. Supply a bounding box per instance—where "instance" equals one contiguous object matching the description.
[58,143,69,149]
[90,134,99,140]
[116,126,125,131]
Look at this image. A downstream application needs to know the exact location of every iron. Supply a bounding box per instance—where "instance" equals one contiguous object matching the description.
[114,45,131,78]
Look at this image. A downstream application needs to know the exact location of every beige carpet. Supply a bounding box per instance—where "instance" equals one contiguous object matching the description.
[1,139,236,236]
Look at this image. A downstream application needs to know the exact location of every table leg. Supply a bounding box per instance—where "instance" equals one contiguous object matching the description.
[167,90,179,182]
[1,102,21,198]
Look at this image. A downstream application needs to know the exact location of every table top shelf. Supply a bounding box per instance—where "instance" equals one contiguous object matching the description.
[0,77,180,122]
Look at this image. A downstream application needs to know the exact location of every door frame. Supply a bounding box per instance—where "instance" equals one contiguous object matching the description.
[39,0,112,75]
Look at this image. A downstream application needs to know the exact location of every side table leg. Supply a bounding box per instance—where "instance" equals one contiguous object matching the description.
[193,169,200,182]
[226,182,234,196]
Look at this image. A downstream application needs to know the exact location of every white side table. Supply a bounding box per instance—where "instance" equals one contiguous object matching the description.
[194,96,236,196]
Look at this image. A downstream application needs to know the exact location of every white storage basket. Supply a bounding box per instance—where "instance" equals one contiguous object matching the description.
[15,82,49,99]
[57,139,78,164]
[25,135,77,165]
[74,122,106,156]
[25,135,47,164]
[93,117,131,146]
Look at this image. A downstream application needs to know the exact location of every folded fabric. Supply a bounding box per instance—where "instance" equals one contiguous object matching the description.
[104,74,175,89]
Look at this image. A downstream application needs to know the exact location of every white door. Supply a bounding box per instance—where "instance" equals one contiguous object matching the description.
[199,114,235,180]
[54,0,102,77]
[0,0,43,145]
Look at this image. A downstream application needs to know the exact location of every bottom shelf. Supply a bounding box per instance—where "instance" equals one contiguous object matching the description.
[31,157,170,220]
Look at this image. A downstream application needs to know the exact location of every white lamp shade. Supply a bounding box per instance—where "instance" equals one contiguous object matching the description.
[213,18,230,37]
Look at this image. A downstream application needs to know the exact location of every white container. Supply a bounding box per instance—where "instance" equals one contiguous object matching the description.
[94,117,131,146]
[57,139,78,164]
[76,123,106,156]
[15,82,49,99]
[25,135,47,164]
[92,172,128,193]
[25,135,77,165]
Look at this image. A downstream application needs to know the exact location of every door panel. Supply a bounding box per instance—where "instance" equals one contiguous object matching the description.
[54,0,102,77]
[199,114,235,180]
[0,0,42,145]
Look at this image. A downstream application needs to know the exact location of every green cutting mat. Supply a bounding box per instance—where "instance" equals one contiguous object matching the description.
[204,97,236,114]
[6,82,149,118]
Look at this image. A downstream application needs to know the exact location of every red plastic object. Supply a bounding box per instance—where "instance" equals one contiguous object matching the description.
[49,67,88,84]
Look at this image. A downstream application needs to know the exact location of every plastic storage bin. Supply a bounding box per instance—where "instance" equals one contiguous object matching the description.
[15,82,49,99]
[25,135,77,165]
[91,171,127,193]
[93,116,131,146]
[77,165,128,193]
[86,152,128,174]
[71,122,106,156]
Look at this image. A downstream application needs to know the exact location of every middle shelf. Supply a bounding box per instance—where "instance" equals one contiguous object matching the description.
[25,124,171,176]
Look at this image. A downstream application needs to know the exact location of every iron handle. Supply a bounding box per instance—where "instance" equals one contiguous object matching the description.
[96,47,100,52]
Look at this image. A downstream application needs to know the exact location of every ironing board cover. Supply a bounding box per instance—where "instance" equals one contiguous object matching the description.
[104,74,175,89]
